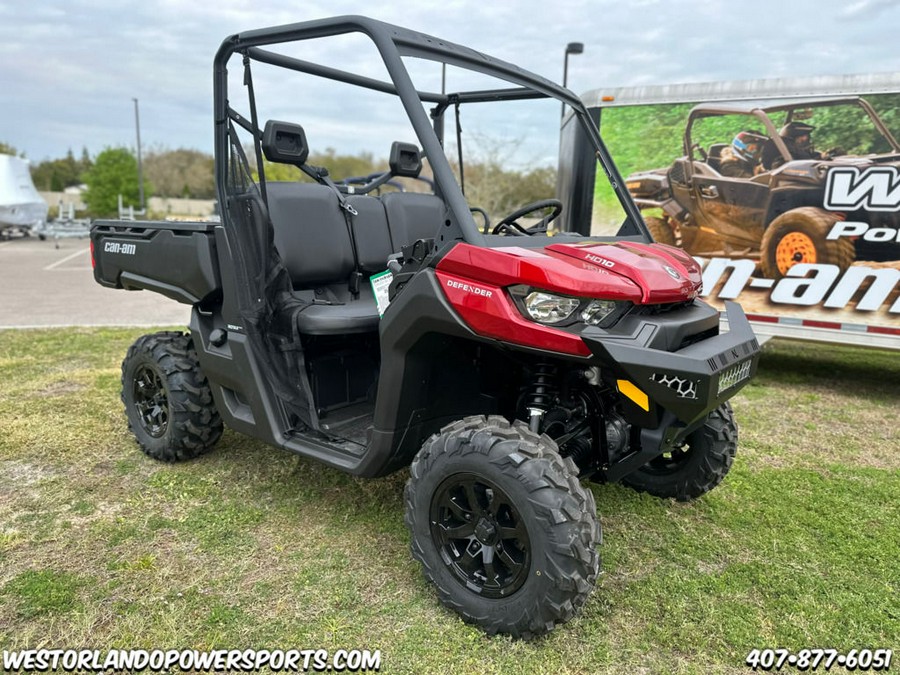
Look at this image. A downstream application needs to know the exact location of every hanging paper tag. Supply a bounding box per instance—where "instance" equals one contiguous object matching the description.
[370,270,393,317]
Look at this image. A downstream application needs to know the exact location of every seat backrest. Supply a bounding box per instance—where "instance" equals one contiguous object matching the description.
[708,143,727,160]
[380,192,446,250]
[266,181,354,288]
[707,143,728,172]
[760,138,782,170]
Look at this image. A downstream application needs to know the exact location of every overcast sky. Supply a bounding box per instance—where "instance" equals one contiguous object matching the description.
[3,0,900,164]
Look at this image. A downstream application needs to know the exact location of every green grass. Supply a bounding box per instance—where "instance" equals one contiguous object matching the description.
[0,328,897,674]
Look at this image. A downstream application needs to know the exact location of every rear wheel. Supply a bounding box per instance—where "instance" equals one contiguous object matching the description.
[760,207,855,279]
[121,331,223,462]
[621,403,737,501]
[405,415,600,638]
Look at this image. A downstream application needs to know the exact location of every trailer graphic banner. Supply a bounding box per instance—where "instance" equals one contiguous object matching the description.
[592,92,900,339]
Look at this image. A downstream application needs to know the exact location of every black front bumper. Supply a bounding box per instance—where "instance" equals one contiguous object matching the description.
[582,301,760,480]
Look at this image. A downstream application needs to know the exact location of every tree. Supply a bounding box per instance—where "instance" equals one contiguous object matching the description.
[31,149,87,192]
[450,135,557,223]
[78,147,93,178]
[144,148,215,198]
[253,148,385,184]
[0,142,20,156]
[83,147,152,216]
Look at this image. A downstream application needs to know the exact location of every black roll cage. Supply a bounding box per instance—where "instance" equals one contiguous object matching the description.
[212,14,647,246]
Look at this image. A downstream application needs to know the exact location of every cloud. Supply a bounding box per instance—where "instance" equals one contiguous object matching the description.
[2,0,899,164]
[839,0,899,19]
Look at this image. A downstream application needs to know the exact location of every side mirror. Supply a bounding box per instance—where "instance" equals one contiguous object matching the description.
[389,142,422,178]
[262,121,309,166]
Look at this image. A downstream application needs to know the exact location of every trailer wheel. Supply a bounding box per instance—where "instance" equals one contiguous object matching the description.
[405,415,600,639]
[121,331,223,462]
[622,403,737,501]
[760,207,855,279]
[644,215,677,246]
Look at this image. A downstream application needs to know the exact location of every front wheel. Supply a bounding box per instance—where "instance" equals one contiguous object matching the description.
[405,415,600,639]
[621,403,737,501]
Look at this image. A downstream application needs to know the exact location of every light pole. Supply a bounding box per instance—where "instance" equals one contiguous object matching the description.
[133,98,145,212]
[561,41,584,119]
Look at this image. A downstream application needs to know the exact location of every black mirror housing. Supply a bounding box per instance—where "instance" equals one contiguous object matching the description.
[389,142,422,178]
[262,121,309,166]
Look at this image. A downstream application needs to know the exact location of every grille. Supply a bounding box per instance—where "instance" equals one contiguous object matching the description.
[631,300,692,316]
[650,373,698,400]
[717,360,753,396]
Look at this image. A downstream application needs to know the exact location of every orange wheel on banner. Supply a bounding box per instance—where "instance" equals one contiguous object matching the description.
[760,207,855,279]
[775,231,817,276]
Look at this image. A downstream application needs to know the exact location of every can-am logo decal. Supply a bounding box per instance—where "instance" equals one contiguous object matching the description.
[103,241,136,255]
[702,258,900,314]
[825,167,900,212]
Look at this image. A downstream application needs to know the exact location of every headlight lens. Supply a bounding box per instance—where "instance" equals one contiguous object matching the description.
[581,299,620,326]
[524,291,581,324]
[514,287,629,327]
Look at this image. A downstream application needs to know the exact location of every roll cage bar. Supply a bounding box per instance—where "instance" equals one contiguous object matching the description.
[684,95,900,164]
[212,14,647,245]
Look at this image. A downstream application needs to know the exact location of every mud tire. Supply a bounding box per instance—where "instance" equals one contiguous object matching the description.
[121,331,223,462]
[405,415,601,639]
[621,403,737,501]
[760,207,855,279]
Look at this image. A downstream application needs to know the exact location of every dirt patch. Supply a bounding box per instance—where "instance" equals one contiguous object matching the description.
[0,459,55,488]
[34,381,86,398]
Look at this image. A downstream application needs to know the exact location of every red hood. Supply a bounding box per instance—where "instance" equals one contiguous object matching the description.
[545,241,702,303]
[436,240,701,304]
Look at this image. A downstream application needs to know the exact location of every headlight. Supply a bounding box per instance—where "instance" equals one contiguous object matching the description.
[524,291,581,324]
[581,299,620,326]
[511,286,629,328]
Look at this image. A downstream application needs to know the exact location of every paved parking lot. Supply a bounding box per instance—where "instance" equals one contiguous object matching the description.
[0,235,190,329]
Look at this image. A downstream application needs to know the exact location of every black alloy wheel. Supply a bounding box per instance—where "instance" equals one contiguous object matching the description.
[430,472,531,598]
[131,364,169,438]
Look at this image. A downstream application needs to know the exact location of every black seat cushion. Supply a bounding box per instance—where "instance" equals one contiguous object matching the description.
[294,300,380,335]
[293,288,380,335]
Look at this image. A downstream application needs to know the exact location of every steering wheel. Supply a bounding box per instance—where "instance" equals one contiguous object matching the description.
[470,206,491,234]
[491,199,563,236]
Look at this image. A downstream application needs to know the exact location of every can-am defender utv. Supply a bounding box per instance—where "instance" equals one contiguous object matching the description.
[91,16,760,638]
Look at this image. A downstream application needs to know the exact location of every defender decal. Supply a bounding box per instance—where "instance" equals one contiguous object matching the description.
[444,278,493,298]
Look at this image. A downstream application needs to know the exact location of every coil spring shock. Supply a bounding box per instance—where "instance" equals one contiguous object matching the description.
[526,363,559,433]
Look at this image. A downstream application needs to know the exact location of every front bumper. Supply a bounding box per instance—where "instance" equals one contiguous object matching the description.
[582,301,760,480]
